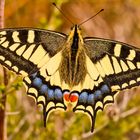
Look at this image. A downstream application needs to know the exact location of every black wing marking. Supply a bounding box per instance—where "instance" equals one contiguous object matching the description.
[0,28,67,76]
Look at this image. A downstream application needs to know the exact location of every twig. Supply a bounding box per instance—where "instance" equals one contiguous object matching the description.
[81,106,139,139]
[81,121,109,139]
[6,111,20,116]
[0,0,4,27]
[8,117,26,140]
[120,91,131,111]
[120,107,140,118]
[0,0,8,140]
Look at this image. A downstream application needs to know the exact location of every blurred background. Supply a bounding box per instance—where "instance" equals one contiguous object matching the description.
[1,0,140,139]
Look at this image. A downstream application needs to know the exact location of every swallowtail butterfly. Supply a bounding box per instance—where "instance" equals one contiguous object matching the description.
[0,24,140,132]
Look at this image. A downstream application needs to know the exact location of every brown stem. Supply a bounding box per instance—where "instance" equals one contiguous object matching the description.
[0,0,8,140]
[0,0,4,27]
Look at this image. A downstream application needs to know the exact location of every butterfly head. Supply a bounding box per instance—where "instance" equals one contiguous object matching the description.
[67,25,84,44]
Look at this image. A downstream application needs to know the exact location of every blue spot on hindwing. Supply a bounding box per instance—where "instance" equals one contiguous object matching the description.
[94,90,102,99]
[79,92,88,104]
[54,89,63,101]
[32,77,42,88]
[101,84,110,94]
[47,88,54,100]
[40,84,48,94]
[87,94,95,105]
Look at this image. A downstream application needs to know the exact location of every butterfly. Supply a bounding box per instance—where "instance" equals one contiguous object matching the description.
[0,24,140,132]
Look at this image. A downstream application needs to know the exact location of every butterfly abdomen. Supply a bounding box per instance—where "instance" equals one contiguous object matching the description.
[59,47,87,88]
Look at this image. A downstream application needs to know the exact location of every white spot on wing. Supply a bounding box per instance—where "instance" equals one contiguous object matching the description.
[114,44,122,57]
[37,53,50,68]
[12,31,20,42]
[0,56,5,61]
[37,96,46,104]
[100,55,114,75]
[122,83,128,88]
[29,45,46,64]
[46,102,55,112]
[136,62,140,69]
[19,70,28,76]
[112,57,122,73]
[16,45,26,55]
[95,101,103,110]
[22,44,35,59]
[103,95,113,103]
[120,60,128,71]
[137,77,140,82]
[82,74,94,90]
[0,31,6,35]
[75,105,85,110]
[127,61,136,70]
[1,41,9,48]
[27,30,35,43]
[129,80,136,85]
[56,103,64,108]
[50,71,61,87]
[111,85,120,92]
[127,50,136,61]
[45,51,62,75]
[24,77,31,84]
[95,62,105,77]
[86,55,99,80]
[86,106,93,116]
[5,60,12,66]
[9,43,20,51]
[28,87,38,97]
[12,66,19,72]
[0,37,6,44]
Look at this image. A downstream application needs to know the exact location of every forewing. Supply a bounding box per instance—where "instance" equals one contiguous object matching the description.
[0,28,67,76]
[84,37,140,91]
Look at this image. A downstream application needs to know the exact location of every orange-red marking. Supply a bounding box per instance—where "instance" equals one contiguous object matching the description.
[63,92,79,102]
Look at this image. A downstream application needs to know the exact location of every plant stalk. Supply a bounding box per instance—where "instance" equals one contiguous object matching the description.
[0,0,8,140]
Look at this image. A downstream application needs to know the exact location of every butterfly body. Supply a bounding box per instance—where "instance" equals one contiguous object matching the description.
[0,25,140,132]
[60,25,87,89]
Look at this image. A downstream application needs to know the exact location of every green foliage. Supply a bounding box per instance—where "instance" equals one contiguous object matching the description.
[0,84,6,93]
[11,78,23,90]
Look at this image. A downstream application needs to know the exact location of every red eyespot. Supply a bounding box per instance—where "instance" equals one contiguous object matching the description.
[63,92,70,102]
[63,92,79,102]
[69,93,78,102]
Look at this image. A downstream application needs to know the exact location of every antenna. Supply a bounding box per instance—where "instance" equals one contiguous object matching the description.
[79,9,104,26]
[52,3,74,25]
